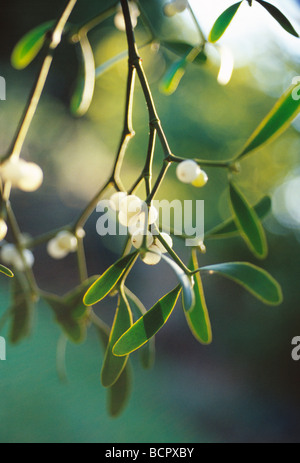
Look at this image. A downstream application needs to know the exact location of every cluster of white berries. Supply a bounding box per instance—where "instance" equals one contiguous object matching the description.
[47,231,78,260]
[164,0,189,17]
[109,192,173,266]
[0,158,44,245]
[114,1,140,31]
[176,160,208,188]
[109,192,158,231]
[0,157,43,192]
[141,232,173,266]
[0,243,34,272]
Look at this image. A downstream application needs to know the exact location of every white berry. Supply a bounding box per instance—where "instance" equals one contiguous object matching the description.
[17,162,44,192]
[128,213,145,235]
[119,195,143,226]
[0,158,43,192]
[15,249,35,271]
[47,231,78,260]
[155,233,173,254]
[192,170,208,188]
[114,13,126,31]
[174,0,189,12]
[56,231,78,252]
[114,1,140,31]
[142,244,162,266]
[76,228,86,239]
[120,195,142,216]
[109,192,127,212]
[1,244,34,271]
[186,237,206,253]
[148,205,159,225]
[1,244,15,263]
[128,204,158,235]
[164,3,178,16]
[0,158,27,186]
[47,239,68,260]
[118,211,132,227]
[131,230,153,249]
[176,160,201,184]
[164,0,188,16]
[0,219,8,241]
[114,12,139,31]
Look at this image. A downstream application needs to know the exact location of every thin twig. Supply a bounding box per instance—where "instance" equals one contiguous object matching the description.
[146,161,171,205]
[168,154,233,169]
[5,202,40,298]
[187,2,206,45]
[120,0,172,160]
[74,180,112,232]
[4,0,78,163]
[112,64,137,188]
[73,5,118,39]
[76,237,88,283]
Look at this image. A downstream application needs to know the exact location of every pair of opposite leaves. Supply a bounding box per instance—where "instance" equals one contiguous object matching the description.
[209,0,299,43]
[83,248,282,359]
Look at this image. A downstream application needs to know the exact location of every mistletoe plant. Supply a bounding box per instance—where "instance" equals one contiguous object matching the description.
[0,0,299,416]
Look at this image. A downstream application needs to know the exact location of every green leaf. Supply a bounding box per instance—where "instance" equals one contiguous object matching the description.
[161,254,195,311]
[10,297,35,344]
[9,276,35,344]
[11,21,55,70]
[161,41,207,65]
[108,363,132,418]
[94,317,110,348]
[160,58,187,95]
[84,252,138,307]
[0,264,14,278]
[230,182,268,259]
[208,196,272,239]
[94,316,132,417]
[71,34,96,117]
[256,0,299,38]
[64,277,98,319]
[60,318,84,344]
[238,83,300,158]
[184,252,212,345]
[44,293,87,344]
[202,262,283,306]
[160,43,208,95]
[101,290,133,388]
[43,278,97,344]
[193,50,208,66]
[125,288,155,370]
[113,286,182,357]
[209,2,243,43]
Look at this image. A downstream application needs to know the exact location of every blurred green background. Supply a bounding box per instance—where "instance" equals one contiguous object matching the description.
[1,0,300,443]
